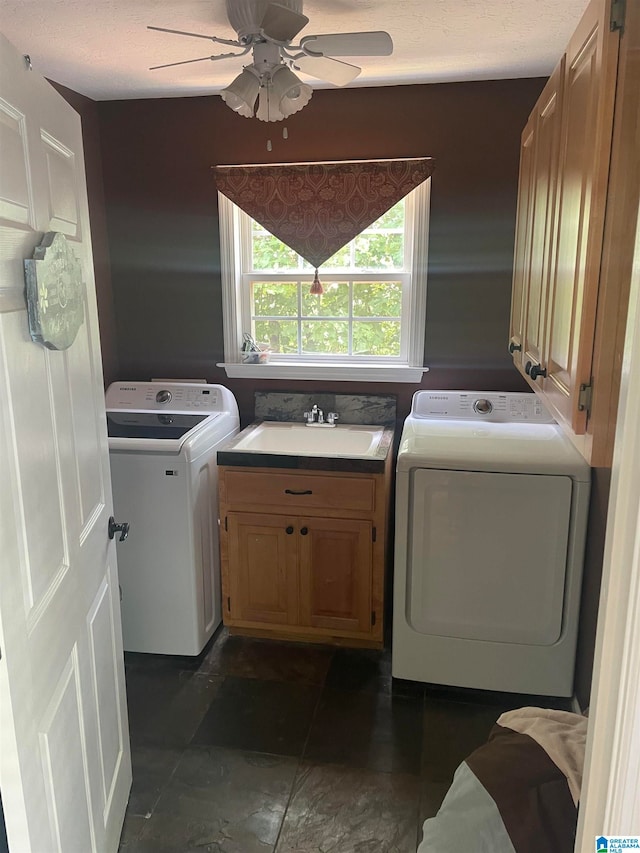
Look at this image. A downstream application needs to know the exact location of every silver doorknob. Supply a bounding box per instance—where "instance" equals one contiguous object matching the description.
[108,516,130,542]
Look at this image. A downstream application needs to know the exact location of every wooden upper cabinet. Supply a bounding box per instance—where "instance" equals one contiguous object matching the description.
[509,0,621,448]
[509,115,536,369]
[521,61,564,378]
[541,0,619,433]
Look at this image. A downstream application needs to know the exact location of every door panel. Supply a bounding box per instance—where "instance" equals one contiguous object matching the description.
[40,650,96,853]
[521,62,563,377]
[0,33,131,853]
[298,517,372,634]
[542,0,619,431]
[408,469,572,645]
[41,130,80,237]
[227,512,298,626]
[509,117,535,367]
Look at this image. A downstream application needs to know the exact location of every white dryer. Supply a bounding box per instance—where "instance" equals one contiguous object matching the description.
[106,382,239,655]
[392,391,590,696]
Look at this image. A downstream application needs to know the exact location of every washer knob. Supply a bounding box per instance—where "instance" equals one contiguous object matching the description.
[473,398,493,415]
[155,389,172,404]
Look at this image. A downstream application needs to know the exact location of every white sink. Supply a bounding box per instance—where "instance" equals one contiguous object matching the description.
[232,422,385,458]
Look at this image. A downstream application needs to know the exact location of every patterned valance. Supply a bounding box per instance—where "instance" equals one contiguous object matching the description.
[213,158,434,270]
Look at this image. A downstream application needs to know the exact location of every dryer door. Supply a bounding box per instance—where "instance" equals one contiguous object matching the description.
[407,469,572,644]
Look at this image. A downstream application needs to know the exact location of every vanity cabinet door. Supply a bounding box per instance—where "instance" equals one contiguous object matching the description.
[226,512,298,627]
[298,517,373,636]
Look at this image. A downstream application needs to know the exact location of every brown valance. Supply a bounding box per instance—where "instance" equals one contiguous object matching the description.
[213,158,434,270]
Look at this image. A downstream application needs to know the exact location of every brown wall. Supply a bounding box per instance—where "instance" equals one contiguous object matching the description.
[96,79,543,424]
[51,82,120,387]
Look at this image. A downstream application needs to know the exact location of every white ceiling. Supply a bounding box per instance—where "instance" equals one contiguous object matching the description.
[0,0,590,101]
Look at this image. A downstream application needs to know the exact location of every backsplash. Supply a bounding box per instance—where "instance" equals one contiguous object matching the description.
[254,392,396,426]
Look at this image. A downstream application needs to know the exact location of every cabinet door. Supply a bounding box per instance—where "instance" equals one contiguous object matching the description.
[226,512,298,626]
[520,61,564,377]
[541,0,619,431]
[298,517,373,635]
[509,114,536,368]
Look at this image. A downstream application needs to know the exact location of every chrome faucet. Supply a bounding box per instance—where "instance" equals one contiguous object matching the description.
[304,404,323,424]
[304,405,339,427]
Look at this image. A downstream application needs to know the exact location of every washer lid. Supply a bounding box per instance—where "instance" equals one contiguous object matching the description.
[397,417,591,480]
[106,411,214,440]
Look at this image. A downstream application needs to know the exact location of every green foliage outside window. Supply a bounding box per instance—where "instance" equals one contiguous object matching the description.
[249,201,405,357]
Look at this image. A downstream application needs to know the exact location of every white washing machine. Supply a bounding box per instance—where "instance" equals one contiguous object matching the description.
[392,391,591,696]
[106,381,239,655]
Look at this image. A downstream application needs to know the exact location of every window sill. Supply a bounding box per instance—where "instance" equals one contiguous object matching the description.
[217,362,429,382]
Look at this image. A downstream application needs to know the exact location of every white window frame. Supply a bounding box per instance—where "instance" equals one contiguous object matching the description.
[217,178,431,382]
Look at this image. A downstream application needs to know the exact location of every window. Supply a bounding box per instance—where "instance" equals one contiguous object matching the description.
[218,179,430,381]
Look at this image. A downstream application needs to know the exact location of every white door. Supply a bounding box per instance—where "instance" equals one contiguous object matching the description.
[0,34,131,853]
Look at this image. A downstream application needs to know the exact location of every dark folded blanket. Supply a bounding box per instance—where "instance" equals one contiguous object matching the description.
[418,708,587,853]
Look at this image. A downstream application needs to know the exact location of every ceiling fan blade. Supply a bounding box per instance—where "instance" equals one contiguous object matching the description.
[260,3,309,42]
[148,25,242,48]
[300,31,393,57]
[294,54,361,86]
[148,25,218,41]
[149,55,218,70]
[149,51,247,71]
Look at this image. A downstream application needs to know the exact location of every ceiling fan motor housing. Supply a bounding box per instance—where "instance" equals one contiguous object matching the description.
[226,0,304,42]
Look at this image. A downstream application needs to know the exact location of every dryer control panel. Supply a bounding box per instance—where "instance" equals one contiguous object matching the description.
[411,391,555,423]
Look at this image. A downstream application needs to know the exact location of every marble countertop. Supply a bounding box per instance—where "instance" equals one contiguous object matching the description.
[217,421,395,474]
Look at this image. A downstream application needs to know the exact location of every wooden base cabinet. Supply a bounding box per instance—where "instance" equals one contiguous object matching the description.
[219,464,391,648]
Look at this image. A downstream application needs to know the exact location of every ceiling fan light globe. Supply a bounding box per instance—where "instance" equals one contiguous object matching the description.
[271,65,312,115]
[220,68,260,117]
[256,88,286,121]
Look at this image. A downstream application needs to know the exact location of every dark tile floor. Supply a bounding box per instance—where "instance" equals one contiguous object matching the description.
[119,628,570,852]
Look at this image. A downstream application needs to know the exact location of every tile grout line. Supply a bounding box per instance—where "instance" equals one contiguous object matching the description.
[271,649,335,852]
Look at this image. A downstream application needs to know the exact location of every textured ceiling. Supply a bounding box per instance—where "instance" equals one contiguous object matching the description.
[0,0,590,101]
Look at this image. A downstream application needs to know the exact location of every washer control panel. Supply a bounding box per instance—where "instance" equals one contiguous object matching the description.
[411,392,554,423]
[106,382,223,414]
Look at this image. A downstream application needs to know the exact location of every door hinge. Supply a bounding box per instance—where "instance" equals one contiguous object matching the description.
[610,0,626,32]
[371,610,376,626]
[372,527,377,543]
[578,382,593,414]
[227,596,231,611]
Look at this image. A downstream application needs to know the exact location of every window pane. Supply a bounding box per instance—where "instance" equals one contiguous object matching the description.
[367,200,404,230]
[321,244,351,269]
[302,282,349,317]
[353,281,402,317]
[252,282,298,316]
[252,235,299,270]
[302,321,349,354]
[353,321,401,356]
[354,233,404,269]
[254,319,299,353]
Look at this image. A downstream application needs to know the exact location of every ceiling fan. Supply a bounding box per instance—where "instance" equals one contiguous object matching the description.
[149,0,393,121]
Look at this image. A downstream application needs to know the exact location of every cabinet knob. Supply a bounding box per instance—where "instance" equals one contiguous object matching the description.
[300,527,308,536]
[529,363,547,380]
[286,525,294,535]
[509,341,522,354]
[525,360,532,375]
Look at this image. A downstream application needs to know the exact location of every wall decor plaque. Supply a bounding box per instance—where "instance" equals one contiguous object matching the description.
[24,231,84,350]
